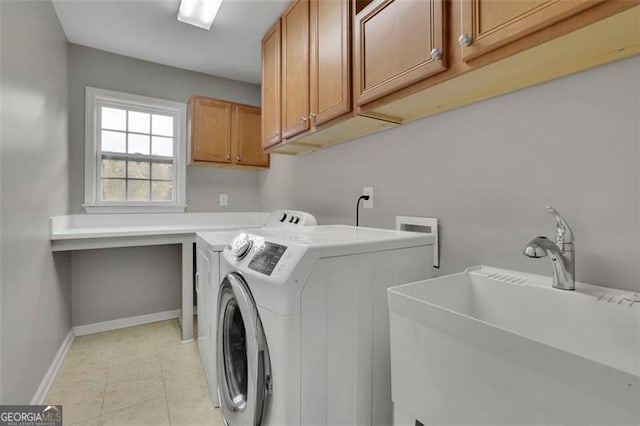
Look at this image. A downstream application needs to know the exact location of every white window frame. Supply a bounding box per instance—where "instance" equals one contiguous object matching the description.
[83,87,187,213]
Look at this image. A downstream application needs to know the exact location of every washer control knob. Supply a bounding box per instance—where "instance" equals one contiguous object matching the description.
[230,235,252,260]
[289,216,295,223]
[279,212,287,222]
[293,216,300,224]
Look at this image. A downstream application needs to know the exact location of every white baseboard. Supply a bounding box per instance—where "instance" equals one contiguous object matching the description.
[73,309,181,336]
[31,329,75,405]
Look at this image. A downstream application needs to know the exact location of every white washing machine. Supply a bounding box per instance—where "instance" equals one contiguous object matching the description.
[216,225,435,425]
[195,210,316,407]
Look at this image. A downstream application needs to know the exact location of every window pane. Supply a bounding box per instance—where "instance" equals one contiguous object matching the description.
[101,107,126,131]
[151,136,173,157]
[152,163,172,180]
[101,131,126,153]
[128,111,150,134]
[128,134,150,155]
[152,114,173,136]
[128,161,150,179]
[152,181,172,201]
[102,179,126,201]
[127,180,150,201]
[101,159,126,178]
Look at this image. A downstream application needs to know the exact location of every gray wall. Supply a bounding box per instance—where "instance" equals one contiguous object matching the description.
[71,246,181,326]
[67,43,263,214]
[0,0,71,403]
[67,45,263,325]
[259,55,640,293]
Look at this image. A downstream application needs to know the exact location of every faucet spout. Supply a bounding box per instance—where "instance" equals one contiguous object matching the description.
[523,236,575,290]
[523,206,576,291]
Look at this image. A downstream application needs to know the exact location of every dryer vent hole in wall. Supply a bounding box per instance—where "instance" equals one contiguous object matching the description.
[396,216,440,268]
[401,224,432,233]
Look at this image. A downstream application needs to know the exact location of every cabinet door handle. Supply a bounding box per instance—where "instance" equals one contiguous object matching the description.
[195,272,200,293]
[458,33,472,47]
[236,155,242,161]
[309,113,317,121]
[300,116,307,123]
[273,131,279,137]
[226,154,231,160]
[430,48,442,60]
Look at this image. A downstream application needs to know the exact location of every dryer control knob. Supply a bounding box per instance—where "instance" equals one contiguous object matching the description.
[230,235,252,260]
[279,212,287,222]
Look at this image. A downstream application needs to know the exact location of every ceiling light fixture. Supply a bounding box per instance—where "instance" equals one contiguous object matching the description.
[177,0,223,30]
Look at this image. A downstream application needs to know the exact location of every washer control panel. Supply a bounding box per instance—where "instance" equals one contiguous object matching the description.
[225,232,308,284]
[248,241,288,276]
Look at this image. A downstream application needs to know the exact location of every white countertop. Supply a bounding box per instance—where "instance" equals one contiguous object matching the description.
[49,211,269,252]
[52,223,254,240]
[50,212,268,240]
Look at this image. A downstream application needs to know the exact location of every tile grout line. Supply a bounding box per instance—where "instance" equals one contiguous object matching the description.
[98,334,112,425]
[156,329,173,426]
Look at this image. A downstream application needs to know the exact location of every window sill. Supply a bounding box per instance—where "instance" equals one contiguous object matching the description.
[82,204,188,214]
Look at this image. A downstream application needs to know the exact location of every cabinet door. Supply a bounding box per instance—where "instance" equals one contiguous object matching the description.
[354,0,446,106]
[310,0,351,126]
[262,20,282,150]
[191,97,232,163]
[460,0,604,61]
[233,105,269,168]
[282,0,310,139]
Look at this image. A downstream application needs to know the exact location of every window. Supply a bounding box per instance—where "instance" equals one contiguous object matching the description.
[84,87,187,213]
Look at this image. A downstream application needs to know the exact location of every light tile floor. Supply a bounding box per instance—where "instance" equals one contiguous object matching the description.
[45,319,224,426]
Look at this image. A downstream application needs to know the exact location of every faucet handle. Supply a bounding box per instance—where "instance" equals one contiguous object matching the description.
[546,206,574,247]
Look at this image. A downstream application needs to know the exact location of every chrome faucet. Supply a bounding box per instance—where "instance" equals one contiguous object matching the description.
[523,206,575,290]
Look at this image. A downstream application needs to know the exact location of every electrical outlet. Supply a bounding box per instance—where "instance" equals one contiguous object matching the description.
[363,187,374,208]
[219,194,228,206]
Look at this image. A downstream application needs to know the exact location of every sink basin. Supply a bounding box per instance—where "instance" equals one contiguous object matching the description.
[388,266,640,425]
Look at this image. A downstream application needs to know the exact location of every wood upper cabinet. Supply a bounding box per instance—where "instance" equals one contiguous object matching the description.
[262,20,282,150]
[233,104,269,167]
[261,0,353,149]
[189,96,269,169]
[354,0,447,106]
[281,0,310,139]
[260,0,638,153]
[310,0,351,126]
[460,0,605,61]
[190,97,232,163]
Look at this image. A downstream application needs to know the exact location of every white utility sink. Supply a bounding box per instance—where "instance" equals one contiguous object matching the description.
[388,266,640,425]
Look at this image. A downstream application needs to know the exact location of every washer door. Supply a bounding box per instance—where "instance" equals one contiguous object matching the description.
[217,272,271,425]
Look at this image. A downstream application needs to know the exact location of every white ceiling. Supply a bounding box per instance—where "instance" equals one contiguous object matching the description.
[52,0,289,84]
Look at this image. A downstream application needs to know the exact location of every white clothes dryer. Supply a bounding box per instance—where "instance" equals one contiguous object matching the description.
[195,210,316,408]
[216,225,435,425]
